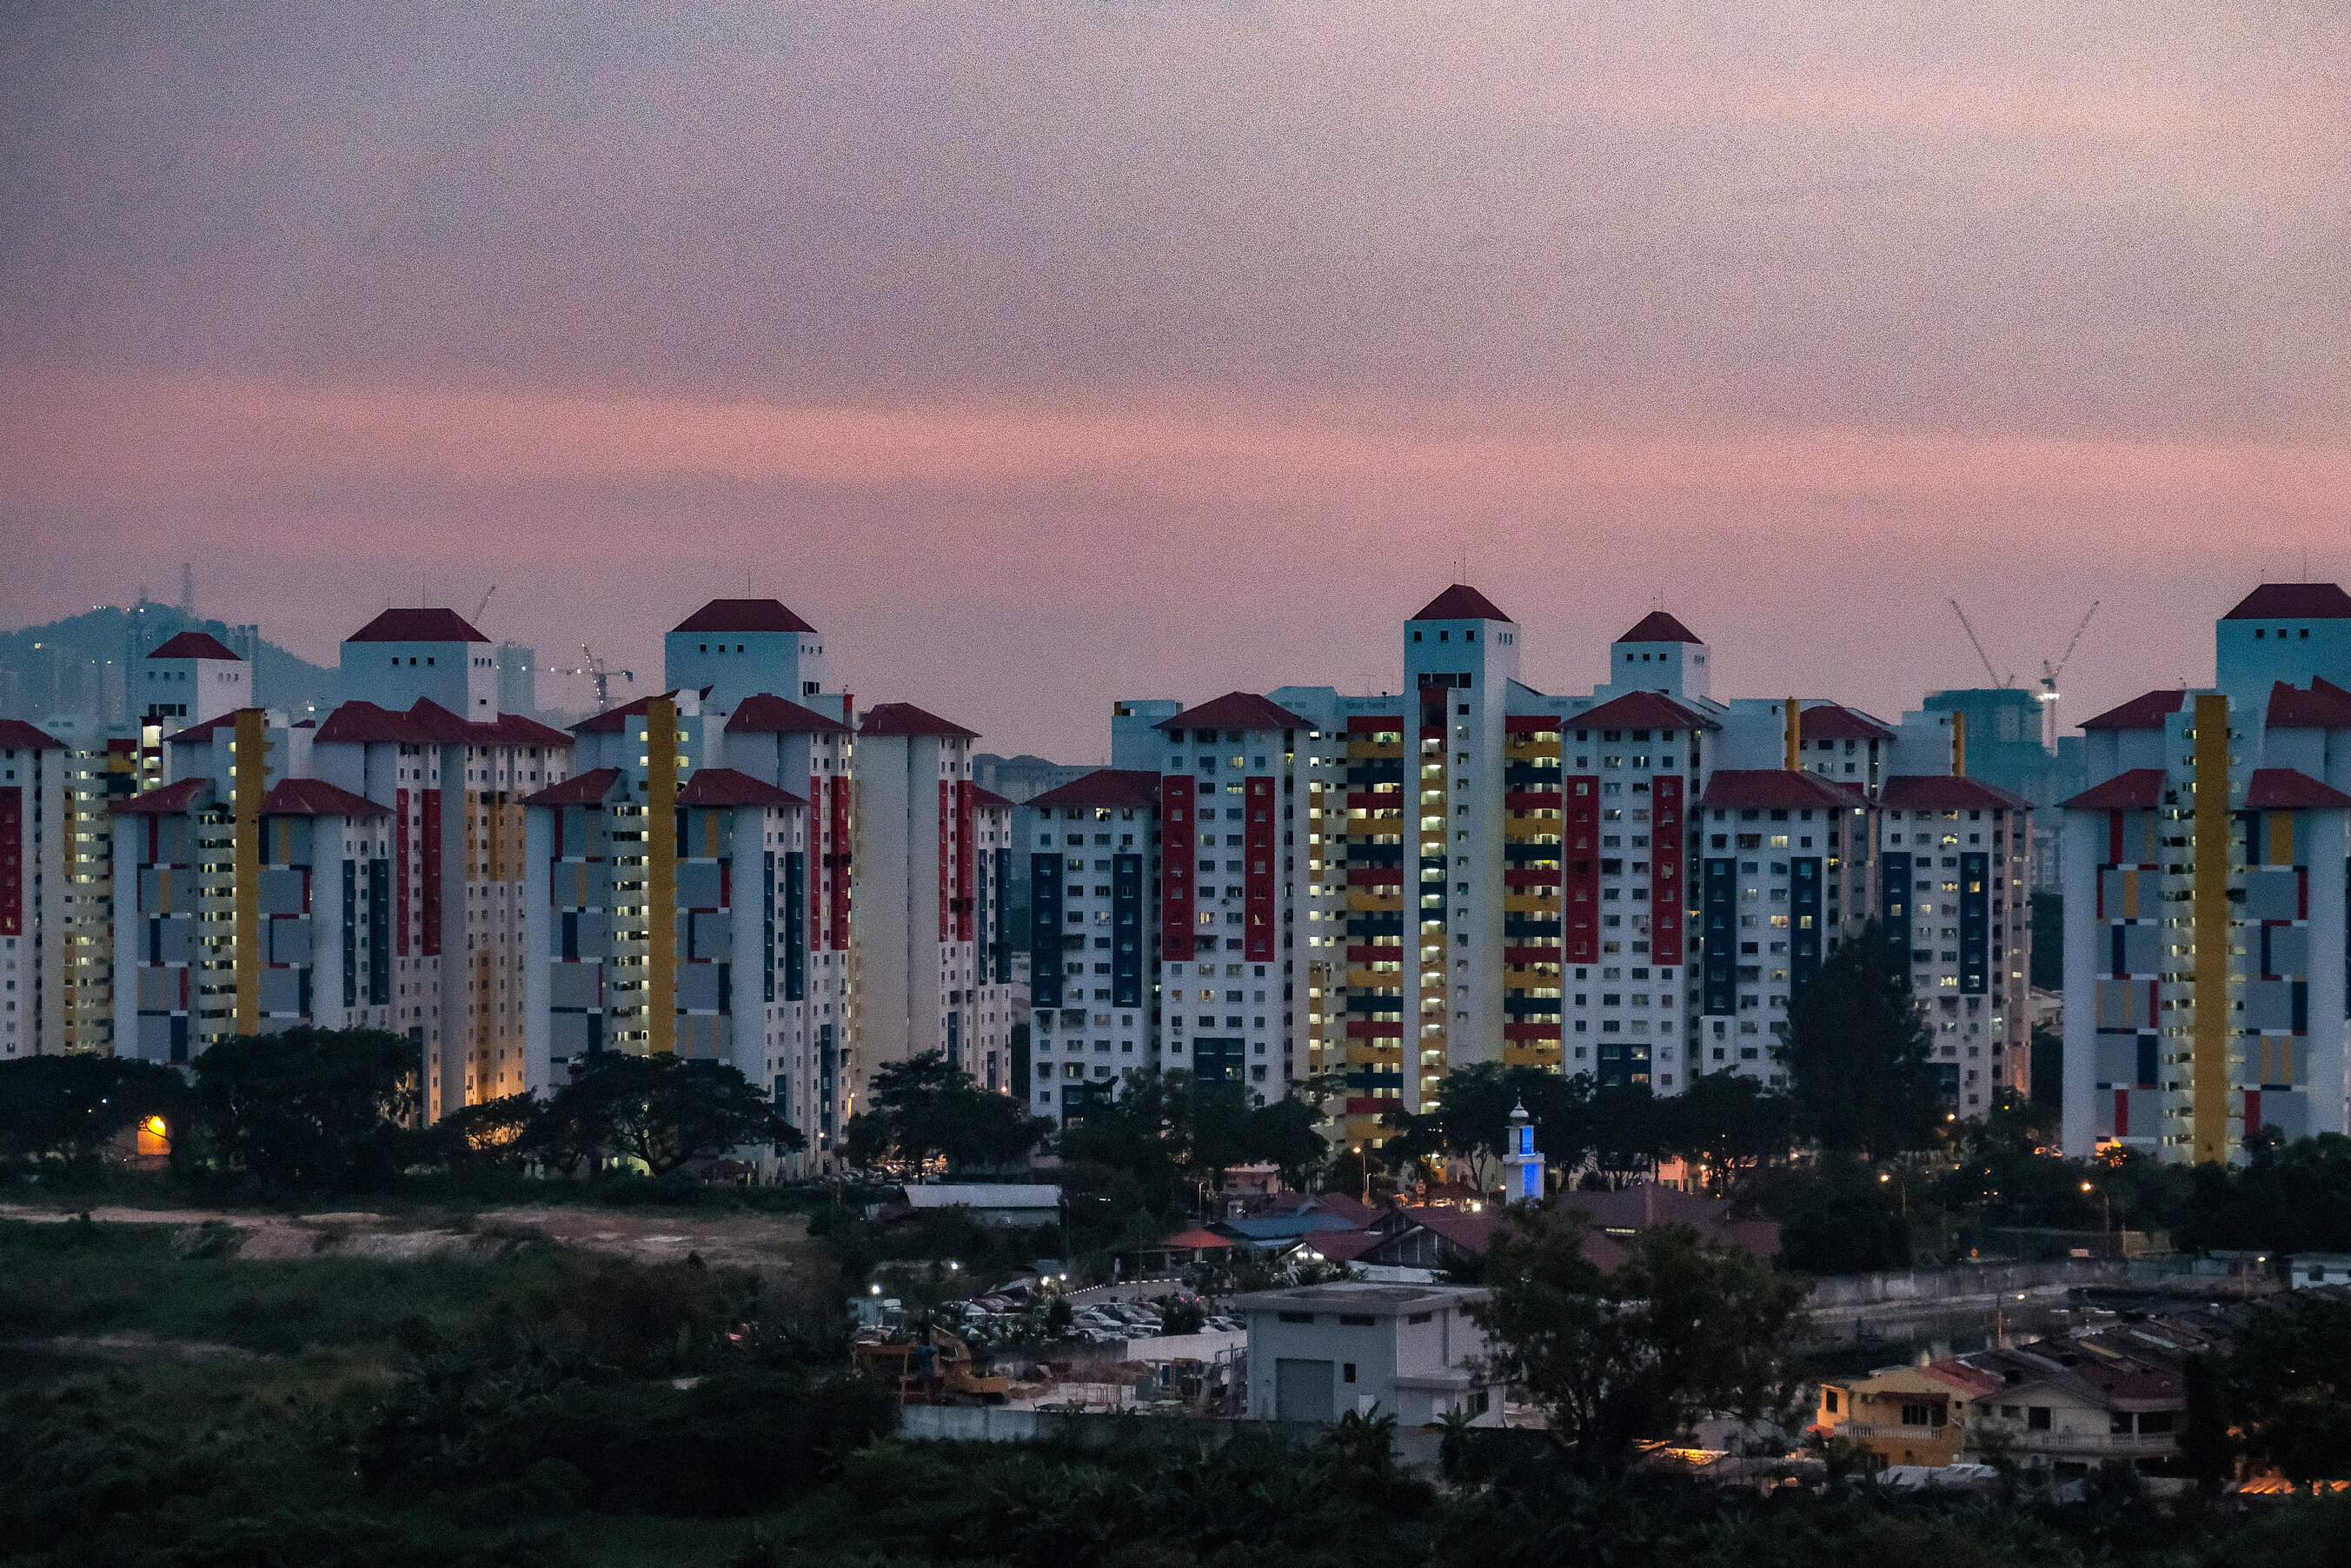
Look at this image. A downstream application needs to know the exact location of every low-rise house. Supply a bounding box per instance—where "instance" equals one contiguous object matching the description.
[891,1184,1063,1227]
[2289,1253,2351,1288]
[1230,1281,1501,1428]
[1822,1334,2188,1477]
[1816,1362,1987,1469]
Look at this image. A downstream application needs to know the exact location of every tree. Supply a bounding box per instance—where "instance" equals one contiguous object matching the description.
[1384,1063,1594,1191]
[840,1051,1047,1173]
[2225,1291,2351,1489]
[538,1053,800,1176]
[1782,920,1944,1160]
[1469,1203,1812,1471]
[433,1092,539,1168]
[1586,1083,1667,1185]
[190,1027,422,1192]
[1743,1152,1910,1274]
[1657,1072,1793,1193]
[0,1053,193,1166]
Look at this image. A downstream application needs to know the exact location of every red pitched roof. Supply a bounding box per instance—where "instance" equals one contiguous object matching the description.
[112,777,211,814]
[723,693,852,735]
[859,702,979,740]
[969,785,1014,810]
[401,697,479,743]
[1802,703,1896,741]
[1923,1358,2008,1397]
[524,767,623,807]
[2081,689,2185,732]
[1617,610,1703,644]
[2060,768,2168,811]
[2222,582,2351,621]
[2267,677,2351,729]
[1295,1229,1382,1263]
[163,713,240,745]
[1698,769,1861,811]
[672,598,818,635]
[259,778,389,817]
[479,712,573,747]
[1877,775,2030,812]
[147,631,241,661]
[571,692,681,735]
[1152,692,1310,733]
[345,608,490,644]
[1411,584,1512,622]
[1307,1193,1378,1226]
[1026,768,1164,810]
[314,701,415,744]
[1574,690,1717,731]
[1158,1227,1237,1251]
[675,767,806,808]
[0,719,63,751]
[2245,767,2351,810]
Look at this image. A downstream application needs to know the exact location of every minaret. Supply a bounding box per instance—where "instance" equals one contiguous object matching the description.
[1500,1098,1545,1203]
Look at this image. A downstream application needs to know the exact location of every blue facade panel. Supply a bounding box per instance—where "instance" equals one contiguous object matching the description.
[341,859,358,1009]
[1112,852,1142,1007]
[784,850,806,1002]
[1030,853,1064,1009]
[1702,857,1737,1014]
[1791,857,1822,995]
[1960,851,1989,993]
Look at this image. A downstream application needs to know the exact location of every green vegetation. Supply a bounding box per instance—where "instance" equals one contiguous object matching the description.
[841,1050,1050,1173]
[1782,921,1946,1161]
[7,1210,2351,1565]
[0,1031,797,1200]
[1472,1206,1812,1471]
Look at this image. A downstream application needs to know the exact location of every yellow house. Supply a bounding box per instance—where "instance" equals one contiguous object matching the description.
[1816,1362,1996,1468]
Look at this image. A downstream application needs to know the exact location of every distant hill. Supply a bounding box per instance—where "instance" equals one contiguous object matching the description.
[0,600,339,727]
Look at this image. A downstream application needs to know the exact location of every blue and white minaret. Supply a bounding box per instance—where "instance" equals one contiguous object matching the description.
[1501,1098,1544,1203]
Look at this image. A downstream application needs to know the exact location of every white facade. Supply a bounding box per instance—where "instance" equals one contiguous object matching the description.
[1231,1281,1500,1427]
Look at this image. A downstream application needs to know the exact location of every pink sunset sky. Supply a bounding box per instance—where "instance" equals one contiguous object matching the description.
[3,2,2346,758]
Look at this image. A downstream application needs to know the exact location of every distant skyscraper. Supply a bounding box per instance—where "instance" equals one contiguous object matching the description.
[497,641,538,720]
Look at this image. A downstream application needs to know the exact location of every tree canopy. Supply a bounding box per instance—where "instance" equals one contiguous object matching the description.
[190,1027,422,1192]
[2222,1290,2351,1489]
[1781,920,1944,1160]
[840,1051,1047,1173]
[537,1053,800,1176]
[0,1053,192,1165]
[1470,1203,1812,1471]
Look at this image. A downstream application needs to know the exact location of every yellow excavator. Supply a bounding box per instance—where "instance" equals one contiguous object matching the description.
[853,1326,1010,1404]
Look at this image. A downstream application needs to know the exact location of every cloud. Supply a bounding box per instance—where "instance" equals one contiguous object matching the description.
[0,2,2346,754]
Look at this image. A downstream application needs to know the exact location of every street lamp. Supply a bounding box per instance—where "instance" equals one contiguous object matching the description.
[1878,1169,1907,1218]
[2081,1179,2112,1251]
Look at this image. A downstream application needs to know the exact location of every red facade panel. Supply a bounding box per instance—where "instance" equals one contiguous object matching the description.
[0,787,18,936]
[395,787,411,956]
[1244,776,1276,960]
[421,790,442,956]
[1650,774,1684,964]
[1564,775,1597,963]
[1160,774,1194,960]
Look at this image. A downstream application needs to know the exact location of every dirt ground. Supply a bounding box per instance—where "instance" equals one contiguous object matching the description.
[0,1200,814,1273]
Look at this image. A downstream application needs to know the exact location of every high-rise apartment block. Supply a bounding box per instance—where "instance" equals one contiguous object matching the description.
[1,573,2089,1167]
[2060,583,2351,1164]
[1009,586,2026,1141]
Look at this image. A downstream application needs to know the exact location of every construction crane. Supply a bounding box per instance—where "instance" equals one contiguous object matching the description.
[555,644,634,709]
[2036,601,2100,750]
[1949,601,2013,688]
[472,585,496,624]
